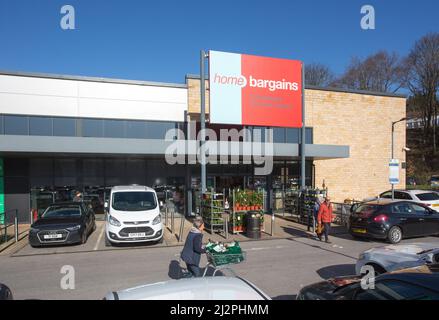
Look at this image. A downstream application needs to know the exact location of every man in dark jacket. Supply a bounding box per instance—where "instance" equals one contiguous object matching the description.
[181,216,206,277]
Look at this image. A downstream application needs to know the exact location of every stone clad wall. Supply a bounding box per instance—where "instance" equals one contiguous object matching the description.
[187,77,407,202]
[306,89,406,202]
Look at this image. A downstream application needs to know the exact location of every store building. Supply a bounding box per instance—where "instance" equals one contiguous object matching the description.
[0,71,406,222]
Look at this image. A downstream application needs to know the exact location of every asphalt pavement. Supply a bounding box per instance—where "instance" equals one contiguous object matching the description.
[1,227,438,300]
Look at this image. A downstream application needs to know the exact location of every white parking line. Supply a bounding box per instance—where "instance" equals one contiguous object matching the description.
[94,224,105,251]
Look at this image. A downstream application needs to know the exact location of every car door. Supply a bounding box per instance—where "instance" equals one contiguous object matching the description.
[421,206,439,236]
[409,203,437,236]
[391,202,421,237]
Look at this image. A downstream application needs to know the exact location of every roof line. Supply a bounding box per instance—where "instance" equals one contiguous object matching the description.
[0,70,188,89]
[185,74,406,98]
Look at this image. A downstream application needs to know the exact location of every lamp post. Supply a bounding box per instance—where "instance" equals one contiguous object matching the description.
[391,117,407,200]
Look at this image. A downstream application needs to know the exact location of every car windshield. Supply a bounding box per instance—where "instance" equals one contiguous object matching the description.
[416,193,439,201]
[112,191,157,211]
[42,205,81,218]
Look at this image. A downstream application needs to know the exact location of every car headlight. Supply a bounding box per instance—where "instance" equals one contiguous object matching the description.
[152,214,161,225]
[30,227,39,232]
[67,225,81,231]
[108,215,121,227]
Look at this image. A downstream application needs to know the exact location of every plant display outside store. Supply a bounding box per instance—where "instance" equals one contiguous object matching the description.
[231,189,265,233]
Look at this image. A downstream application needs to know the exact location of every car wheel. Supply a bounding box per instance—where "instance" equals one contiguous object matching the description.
[80,231,87,244]
[387,226,402,244]
[105,236,112,247]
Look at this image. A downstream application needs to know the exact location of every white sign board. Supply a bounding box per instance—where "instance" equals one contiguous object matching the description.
[389,159,400,185]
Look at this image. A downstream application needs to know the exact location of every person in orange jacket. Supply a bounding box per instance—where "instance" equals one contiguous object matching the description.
[317,196,334,243]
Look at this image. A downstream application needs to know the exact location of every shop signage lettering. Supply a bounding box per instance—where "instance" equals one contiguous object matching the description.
[213,73,299,92]
[209,50,303,128]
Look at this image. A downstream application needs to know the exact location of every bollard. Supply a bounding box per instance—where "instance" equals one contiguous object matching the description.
[178,214,185,242]
[14,213,18,243]
[271,213,274,236]
[171,207,175,234]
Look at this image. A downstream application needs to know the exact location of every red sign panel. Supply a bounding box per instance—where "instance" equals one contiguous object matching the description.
[209,51,303,128]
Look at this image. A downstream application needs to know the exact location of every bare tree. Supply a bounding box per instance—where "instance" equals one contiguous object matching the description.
[305,63,335,87]
[405,33,439,152]
[334,51,405,93]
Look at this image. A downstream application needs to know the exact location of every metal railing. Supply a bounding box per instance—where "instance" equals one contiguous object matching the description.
[0,209,19,244]
[161,193,186,243]
[332,201,361,227]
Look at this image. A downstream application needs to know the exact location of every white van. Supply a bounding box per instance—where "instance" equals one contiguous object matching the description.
[105,185,163,246]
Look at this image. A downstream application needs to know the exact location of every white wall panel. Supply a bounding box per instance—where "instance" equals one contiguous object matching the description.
[0,93,79,117]
[78,99,185,122]
[0,75,77,97]
[0,74,187,121]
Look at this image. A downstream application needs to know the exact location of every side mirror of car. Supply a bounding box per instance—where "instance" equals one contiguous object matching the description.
[104,201,108,209]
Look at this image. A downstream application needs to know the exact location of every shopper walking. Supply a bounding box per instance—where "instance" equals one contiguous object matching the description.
[317,197,334,243]
[181,216,206,278]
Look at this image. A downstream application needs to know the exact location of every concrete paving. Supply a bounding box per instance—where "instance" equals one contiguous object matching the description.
[7,214,302,257]
[0,220,438,299]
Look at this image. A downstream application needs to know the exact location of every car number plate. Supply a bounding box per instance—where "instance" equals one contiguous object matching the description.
[43,234,62,239]
[128,232,146,238]
[352,228,367,234]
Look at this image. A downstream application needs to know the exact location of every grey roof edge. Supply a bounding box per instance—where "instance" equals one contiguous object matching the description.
[0,70,188,89]
[185,74,406,99]
[0,135,350,160]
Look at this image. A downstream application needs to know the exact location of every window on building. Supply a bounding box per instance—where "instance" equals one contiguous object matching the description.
[82,119,104,137]
[104,120,125,138]
[0,115,3,134]
[53,118,76,136]
[126,120,147,139]
[252,127,266,142]
[273,128,285,143]
[146,121,175,139]
[306,128,313,144]
[286,128,300,143]
[4,115,28,135]
[29,116,52,136]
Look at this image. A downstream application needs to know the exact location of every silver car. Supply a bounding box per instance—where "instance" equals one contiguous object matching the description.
[376,190,439,212]
[104,276,271,300]
[356,242,439,275]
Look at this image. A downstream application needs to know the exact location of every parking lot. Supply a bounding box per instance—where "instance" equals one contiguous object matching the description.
[1,218,438,300]
[12,219,168,257]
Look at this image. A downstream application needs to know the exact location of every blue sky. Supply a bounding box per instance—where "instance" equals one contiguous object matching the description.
[0,0,437,84]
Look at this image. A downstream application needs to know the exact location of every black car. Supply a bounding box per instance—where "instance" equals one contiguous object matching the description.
[29,202,96,247]
[349,199,439,244]
[297,264,439,300]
